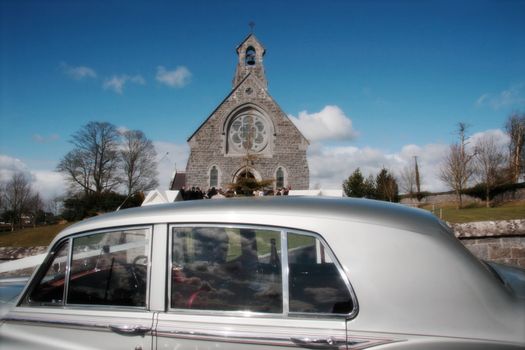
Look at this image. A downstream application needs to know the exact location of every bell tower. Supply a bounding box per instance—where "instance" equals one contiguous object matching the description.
[233,34,267,89]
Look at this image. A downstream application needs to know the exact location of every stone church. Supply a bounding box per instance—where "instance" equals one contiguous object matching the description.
[174,34,309,191]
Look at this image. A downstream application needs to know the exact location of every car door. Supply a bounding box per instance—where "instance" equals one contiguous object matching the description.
[155,224,354,349]
[1,227,154,350]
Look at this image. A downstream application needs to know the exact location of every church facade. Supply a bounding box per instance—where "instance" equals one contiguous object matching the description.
[181,34,309,191]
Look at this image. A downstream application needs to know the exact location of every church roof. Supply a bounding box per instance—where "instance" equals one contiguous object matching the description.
[236,33,266,55]
[170,171,187,190]
[187,72,309,144]
[186,73,251,142]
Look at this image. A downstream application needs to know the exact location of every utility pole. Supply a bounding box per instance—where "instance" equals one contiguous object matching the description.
[414,156,421,199]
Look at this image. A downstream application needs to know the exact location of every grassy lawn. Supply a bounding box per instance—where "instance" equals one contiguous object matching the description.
[420,201,525,223]
[0,223,72,248]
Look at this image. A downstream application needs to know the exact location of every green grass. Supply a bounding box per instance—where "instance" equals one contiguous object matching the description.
[421,201,525,223]
[0,223,72,247]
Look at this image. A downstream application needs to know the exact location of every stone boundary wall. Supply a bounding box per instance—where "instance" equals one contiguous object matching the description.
[401,188,525,206]
[1,220,524,268]
[449,219,525,268]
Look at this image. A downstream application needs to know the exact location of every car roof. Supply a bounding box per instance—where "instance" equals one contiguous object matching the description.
[55,196,446,242]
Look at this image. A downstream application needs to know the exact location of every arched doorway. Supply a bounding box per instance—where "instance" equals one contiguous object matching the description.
[233,167,262,184]
[236,169,255,182]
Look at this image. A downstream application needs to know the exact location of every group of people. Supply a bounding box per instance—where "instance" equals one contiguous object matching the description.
[179,186,290,200]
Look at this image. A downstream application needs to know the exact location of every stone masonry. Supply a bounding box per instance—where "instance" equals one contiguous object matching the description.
[449,219,525,268]
[184,34,309,191]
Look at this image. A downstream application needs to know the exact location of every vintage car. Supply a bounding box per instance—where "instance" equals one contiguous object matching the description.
[0,196,524,349]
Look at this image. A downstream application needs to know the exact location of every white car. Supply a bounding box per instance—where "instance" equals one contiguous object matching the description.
[1,196,524,349]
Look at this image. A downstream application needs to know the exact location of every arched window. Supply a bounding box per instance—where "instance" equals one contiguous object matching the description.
[210,166,218,188]
[276,167,284,189]
[245,46,256,66]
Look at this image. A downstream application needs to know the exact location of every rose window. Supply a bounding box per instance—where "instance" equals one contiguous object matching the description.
[228,114,268,153]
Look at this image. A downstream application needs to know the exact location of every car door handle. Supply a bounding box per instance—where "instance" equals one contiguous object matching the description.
[109,324,151,336]
[290,336,341,349]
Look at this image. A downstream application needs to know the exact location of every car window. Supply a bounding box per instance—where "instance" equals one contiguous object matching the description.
[67,229,150,307]
[26,228,150,307]
[171,226,283,313]
[27,240,69,305]
[288,232,353,314]
[169,225,354,317]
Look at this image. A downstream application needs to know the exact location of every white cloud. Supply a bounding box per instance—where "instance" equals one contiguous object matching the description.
[467,129,509,151]
[156,66,192,88]
[307,141,450,193]
[60,62,97,80]
[153,141,190,190]
[0,155,66,201]
[0,155,31,182]
[32,171,67,201]
[117,126,130,135]
[103,74,145,94]
[32,133,60,144]
[289,105,358,142]
[308,128,512,193]
[475,83,525,110]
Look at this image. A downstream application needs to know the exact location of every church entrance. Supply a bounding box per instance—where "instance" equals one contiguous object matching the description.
[233,167,261,184]
[236,170,255,182]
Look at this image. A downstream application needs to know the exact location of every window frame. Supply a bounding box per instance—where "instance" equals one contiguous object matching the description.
[209,165,219,188]
[21,225,153,311]
[167,223,358,319]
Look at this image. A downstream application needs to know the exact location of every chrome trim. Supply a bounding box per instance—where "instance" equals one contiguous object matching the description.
[109,324,151,335]
[64,237,72,304]
[20,238,70,307]
[64,225,152,309]
[155,327,347,349]
[167,223,286,315]
[155,327,399,349]
[281,228,290,315]
[285,228,359,319]
[166,223,358,319]
[3,314,152,335]
[21,225,153,310]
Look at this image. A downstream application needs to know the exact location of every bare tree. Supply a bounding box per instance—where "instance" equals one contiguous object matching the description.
[399,165,416,198]
[505,113,525,183]
[3,172,35,231]
[440,123,475,209]
[27,192,44,227]
[440,144,475,208]
[57,122,120,194]
[57,149,92,195]
[120,129,159,196]
[474,135,506,207]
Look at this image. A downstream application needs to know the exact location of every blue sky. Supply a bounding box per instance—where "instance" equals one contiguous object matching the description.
[1,0,524,199]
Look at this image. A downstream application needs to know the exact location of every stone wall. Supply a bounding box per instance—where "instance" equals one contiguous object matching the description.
[401,194,481,205]
[401,188,525,206]
[449,219,525,268]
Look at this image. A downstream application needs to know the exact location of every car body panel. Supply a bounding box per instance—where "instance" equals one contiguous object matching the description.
[1,197,523,349]
[1,307,154,350]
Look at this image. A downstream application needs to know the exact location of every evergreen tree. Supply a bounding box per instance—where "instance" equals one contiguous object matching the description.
[375,168,399,202]
[343,168,366,197]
